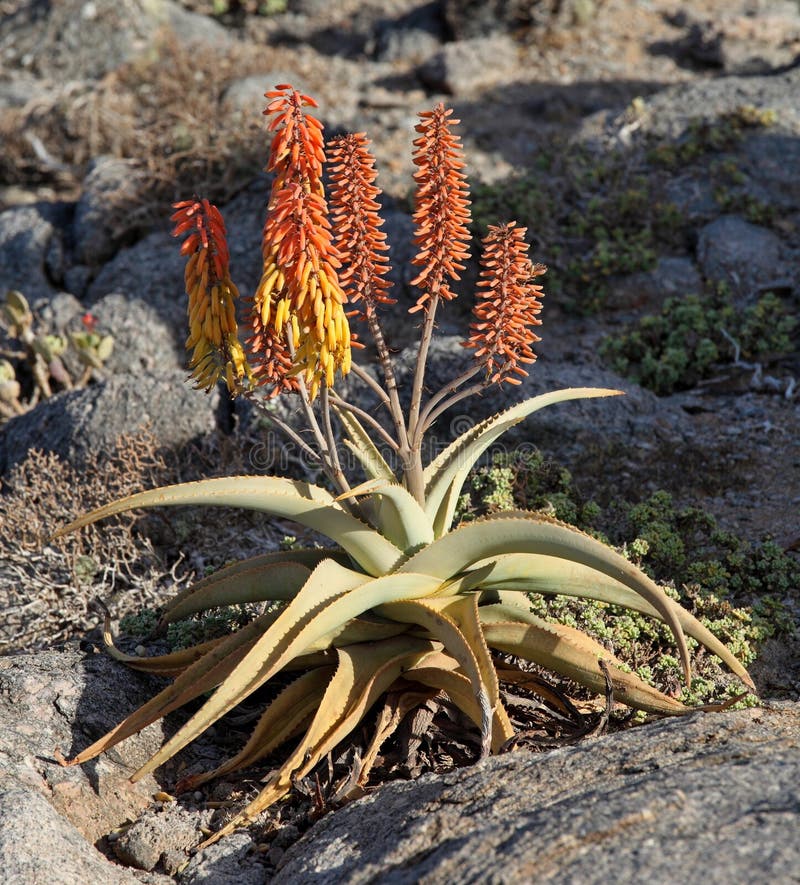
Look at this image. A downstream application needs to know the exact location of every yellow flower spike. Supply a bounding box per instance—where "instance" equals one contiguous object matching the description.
[172,198,252,395]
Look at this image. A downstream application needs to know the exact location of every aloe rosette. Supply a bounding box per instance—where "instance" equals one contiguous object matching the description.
[54,85,754,846]
[55,389,753,844]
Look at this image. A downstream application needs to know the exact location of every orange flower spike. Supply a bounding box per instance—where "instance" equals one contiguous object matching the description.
[172,198,251,395]
[464,222,544,384]
[409,104,472,313]
[249,84,351,399]
[327,132,394,318]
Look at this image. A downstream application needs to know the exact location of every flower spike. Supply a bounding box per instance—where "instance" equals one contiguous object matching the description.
[172,198,251,394]
[464,222,544,385]
[249,85,351,399]
[327,132,395,318]
[409,104,472,313]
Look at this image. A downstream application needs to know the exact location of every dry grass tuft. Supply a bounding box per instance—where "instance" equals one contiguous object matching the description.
[0,424,294,654]
[0,427,188,653]
[0,30,266,229]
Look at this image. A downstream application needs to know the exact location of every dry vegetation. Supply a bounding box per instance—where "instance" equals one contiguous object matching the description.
[0,31,266,230]
[0,425,292,654]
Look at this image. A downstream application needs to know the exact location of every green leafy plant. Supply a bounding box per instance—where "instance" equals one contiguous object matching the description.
[601,290,797,395]
[0,291,114,420]
[55,85,753,845]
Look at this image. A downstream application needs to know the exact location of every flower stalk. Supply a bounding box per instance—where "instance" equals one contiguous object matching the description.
[172,87,545,510]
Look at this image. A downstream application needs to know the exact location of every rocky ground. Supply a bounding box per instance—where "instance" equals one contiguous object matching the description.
[1,0,799,882]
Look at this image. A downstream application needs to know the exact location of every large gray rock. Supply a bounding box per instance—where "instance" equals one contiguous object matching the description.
[0,647,173,884]
[0,371,221,474]
[0,203,66,302]
[91,292,185,375]
[276,704,800,884]
[696,216,785,297]
[418,35,521,95]
[87,230,189,336]
[74,157,146,268]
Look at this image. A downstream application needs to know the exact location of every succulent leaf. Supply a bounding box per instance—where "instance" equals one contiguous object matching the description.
[480,617,689,715]
[132,565,444,782]
[176,665,335,793]
[378,596,496,752]
[53,476,403,577]
[334,406,396,482]
[423,388,623,536]
[159,548,347,626]
[343,477,434,551]
[162,561,312,623]
[401,512,693,684]
[404,660,514,751]
[207,635,440,844]
[472,555,754,688]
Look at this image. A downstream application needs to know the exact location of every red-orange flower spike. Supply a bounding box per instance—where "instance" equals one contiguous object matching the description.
[327,132,394,318]
[249,85,351,399]
[172,198,251,394]
[248,312,299,398]
[264,85,325,192]
[464,222,544,385]
[409,104,471,312]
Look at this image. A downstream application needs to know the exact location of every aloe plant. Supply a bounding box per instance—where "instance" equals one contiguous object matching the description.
[55,86,754,845]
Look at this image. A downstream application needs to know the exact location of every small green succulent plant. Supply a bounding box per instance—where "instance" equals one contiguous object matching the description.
[56,85,753,845]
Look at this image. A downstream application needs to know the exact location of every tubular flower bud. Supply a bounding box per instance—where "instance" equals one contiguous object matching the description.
[327,132,394,318]
[172,198,251,394]
[409,104,472,313]
[248,84,351,400]
[464,222,544,385]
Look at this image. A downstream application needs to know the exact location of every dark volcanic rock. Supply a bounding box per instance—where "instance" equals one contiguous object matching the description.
[0,371,220,474]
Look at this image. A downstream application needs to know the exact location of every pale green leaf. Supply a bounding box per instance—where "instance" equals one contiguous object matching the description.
[400,511,692,684]
[53,476,403,577]
[423,388,622,536]
[481,617,689,715]
[470,554,754,689]
[343,477,434,551]
[132,563,443,781]
[160,549,348,625]
[334,406,396,482]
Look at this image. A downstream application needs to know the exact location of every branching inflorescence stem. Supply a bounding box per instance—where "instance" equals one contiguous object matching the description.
[172,86,547,511]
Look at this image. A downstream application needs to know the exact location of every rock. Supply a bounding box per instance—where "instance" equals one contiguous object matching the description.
[657,6,800,75]
[0,788,149,885]
[606,256,703,311]
[0,371,221,474]
[74,157,146,267]
[276,704,800,884]
[0,203,66,303]
[633,67,800,143]
[90,292,185,375]
[177,833,266,885]
[0,0,229,80]
[114,804,210,872]
[739,132,800,211]
[418,35,520,95]
[223,75,309,120]
[443,0,596,40]
[696,216,784,297]
[86,229,188,335]
[0,647,174,883]
[371,3,445,63]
